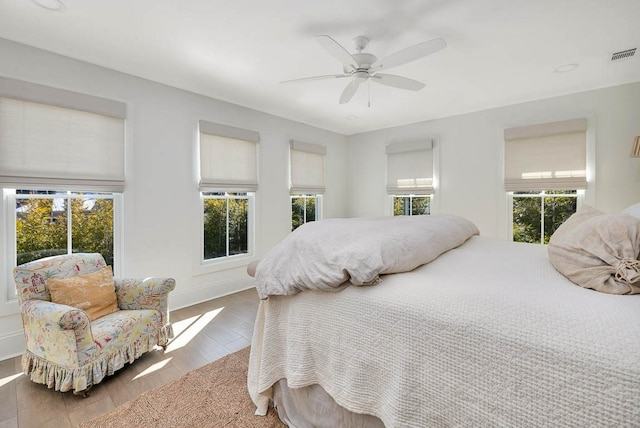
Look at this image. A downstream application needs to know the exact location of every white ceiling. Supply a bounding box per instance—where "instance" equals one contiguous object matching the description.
[1,0,639,135]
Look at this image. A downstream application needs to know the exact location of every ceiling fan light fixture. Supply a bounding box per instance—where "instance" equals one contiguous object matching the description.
[353,71,369,82]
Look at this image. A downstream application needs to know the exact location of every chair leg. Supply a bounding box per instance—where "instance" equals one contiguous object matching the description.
[73,386,92,398]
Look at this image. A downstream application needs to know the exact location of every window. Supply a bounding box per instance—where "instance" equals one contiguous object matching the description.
[202,192,251,260]
[290,140,325,230]
[504,118,587,244]
[511,190,580,244]
[1,78,126,300]
[199,121,259,262]
[291,194,321,231]
[392,195,431,216]
[386,139,435,215]
[12,190,116,265]
[5,189,121,301]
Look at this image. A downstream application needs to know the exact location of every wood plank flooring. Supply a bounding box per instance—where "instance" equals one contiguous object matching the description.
[0,288,260,427]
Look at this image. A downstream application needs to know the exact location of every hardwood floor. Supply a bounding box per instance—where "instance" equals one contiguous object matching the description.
[0,288,260,427]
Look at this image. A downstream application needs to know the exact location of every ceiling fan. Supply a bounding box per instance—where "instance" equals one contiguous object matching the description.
[283,35,447,104]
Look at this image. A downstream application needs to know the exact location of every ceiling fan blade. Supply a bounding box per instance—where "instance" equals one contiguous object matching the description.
[370,37,447,73]
[314,35,358,71]
[281,74,348,84]
[371,74,426,91]
[339,80,361,104]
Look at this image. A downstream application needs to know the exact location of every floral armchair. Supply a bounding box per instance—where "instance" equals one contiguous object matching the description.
[13,253,175,395]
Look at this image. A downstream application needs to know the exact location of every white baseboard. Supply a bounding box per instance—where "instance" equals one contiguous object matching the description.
[0,331,25,362]
[167,275,256,312]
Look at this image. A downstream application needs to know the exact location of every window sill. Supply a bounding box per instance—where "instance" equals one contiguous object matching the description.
[194,253,256,277]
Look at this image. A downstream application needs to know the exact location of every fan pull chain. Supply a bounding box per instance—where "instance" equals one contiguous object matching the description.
[368,82,371,108]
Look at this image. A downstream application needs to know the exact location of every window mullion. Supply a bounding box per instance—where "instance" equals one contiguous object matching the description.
[225,194,230,257]
[539,192,545,245]
[67,194,73,255]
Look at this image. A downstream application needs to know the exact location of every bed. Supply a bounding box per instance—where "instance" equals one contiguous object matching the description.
[247,211,640,427]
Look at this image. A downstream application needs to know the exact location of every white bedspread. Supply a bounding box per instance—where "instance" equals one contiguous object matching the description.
[254,215,479,299]
[248,236,640,427]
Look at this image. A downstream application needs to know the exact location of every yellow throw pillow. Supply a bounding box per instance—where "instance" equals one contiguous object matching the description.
[48,266,119,320]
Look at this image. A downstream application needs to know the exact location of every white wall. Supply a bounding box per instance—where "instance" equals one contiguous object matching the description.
[346,82,640,238]
[0,38,348,359]
[1,36,639,361]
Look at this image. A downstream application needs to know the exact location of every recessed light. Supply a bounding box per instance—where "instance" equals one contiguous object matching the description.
[554,63,578,73]
[31,0,65,11]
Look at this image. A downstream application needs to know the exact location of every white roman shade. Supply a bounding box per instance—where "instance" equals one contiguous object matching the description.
[290,140,326,194]
[0,77,126,192]
[386,139,434,195]
[199,120,260,192]
[504,118,587,191]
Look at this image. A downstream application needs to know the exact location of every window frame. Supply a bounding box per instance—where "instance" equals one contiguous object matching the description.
[4,188,122,302]
[200,191,255,268]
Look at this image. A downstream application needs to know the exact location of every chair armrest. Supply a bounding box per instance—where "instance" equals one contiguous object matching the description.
[114,277,175,310]
[114,277,175,338]
[22,300,90,331]
[20,300,95,366]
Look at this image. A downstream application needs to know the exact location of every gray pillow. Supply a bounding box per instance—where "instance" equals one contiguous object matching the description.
[548,205,640,294]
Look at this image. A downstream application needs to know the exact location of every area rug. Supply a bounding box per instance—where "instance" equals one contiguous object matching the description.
[79,347,284,428]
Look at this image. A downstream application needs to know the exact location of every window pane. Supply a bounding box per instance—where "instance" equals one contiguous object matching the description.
[228,198,248,256]
[512,197,542,243]
[305,197,316,224]
[292,196,305,231]
[543,196,577,244]
[16,197,68,265]
[393,197,410,216]
[203,198,227,259]
[71,198,114,266]
[411,196,431,215]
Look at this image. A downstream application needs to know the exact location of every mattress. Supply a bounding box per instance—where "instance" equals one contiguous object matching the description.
[248,236,640,427]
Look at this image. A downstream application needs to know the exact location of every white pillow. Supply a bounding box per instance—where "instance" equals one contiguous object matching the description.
[622,202,640,219]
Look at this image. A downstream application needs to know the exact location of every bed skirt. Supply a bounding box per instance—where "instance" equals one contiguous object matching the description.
[273,379,385,428]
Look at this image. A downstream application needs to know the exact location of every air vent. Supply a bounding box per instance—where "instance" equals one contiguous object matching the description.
[611,48,636,61]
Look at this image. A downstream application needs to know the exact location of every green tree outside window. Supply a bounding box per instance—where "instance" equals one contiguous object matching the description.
[16,193,114,266]
[292,195,317,231]
[203,193,249,259]
[512,190,577,244]
[393,195,431,216]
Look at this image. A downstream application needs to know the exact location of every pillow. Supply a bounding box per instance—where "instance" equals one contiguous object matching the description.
[622,202,640,219]
[47,266,119,320]
[548,205,640,294]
